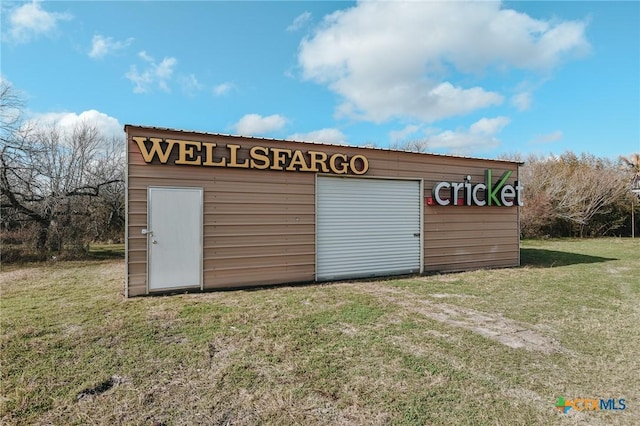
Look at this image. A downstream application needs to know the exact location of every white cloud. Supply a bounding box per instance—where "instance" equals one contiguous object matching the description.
[125,51,177,94]
[138,50,153,62]
[299,1,589,123]
[233,114,286,136]
[287,11,312,32]
[6,0,72,43]
[180,74,203,97]
[511,91,532,111]
[89,34,133,59]
[530,130,563,144]
[213,82,233,96]
[27,109,124,140]
[287,128,346,144]
[470,116,511,135]
[427,116,511,155]
[390,125,421,143]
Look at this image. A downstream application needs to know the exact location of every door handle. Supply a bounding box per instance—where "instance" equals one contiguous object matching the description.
[413,233,421,237]
[152,240,158,244]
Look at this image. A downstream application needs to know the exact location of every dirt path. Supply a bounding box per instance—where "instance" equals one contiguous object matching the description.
[349,282,562,354]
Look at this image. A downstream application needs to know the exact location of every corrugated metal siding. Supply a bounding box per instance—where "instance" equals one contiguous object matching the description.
[423,205,519,271]
[316,177,421,280]
[126,130,316,296]
[126,126,520,296]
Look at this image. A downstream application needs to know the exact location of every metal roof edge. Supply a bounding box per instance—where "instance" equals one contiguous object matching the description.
[123,124,524,165]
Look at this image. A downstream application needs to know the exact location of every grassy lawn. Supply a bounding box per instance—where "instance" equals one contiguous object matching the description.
[1,238,638,425]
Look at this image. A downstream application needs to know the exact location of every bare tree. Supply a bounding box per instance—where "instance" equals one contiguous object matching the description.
[0,80,26,142]
[518,154,555,237]
[552,158,628,236]
[519,152,631,237]
[620,153,640,191]
[619,153,640,237]
[87,135,126,243]
[1,82,124,256]
[390,138,430,153]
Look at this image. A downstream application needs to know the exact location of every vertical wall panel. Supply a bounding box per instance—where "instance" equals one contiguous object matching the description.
[317,177,421,280]
[126,125,521,296]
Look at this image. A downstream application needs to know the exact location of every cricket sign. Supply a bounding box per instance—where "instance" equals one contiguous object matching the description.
[132,136,369,175]
[432,170,523,207]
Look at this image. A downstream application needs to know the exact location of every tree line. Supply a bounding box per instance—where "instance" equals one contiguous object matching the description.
[1,82,124,261]
[1,82,639,261]
[393,139,640,238]
[514,152,639,238]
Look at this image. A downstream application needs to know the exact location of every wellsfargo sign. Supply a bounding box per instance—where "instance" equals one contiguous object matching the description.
[132,136,369,175]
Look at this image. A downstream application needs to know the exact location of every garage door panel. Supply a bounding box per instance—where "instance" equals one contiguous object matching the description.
[317,177,421,281]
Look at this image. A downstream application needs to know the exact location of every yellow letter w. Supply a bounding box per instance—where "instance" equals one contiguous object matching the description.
[132,137,176,164]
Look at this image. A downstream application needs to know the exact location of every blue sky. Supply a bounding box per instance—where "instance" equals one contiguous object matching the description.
[2,1,638,159]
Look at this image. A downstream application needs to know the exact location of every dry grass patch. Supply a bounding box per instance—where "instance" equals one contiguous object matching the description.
[350,282,562,353]
[1,239,638,425]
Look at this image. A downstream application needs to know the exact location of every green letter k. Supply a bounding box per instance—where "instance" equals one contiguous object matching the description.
[485,169,512,206]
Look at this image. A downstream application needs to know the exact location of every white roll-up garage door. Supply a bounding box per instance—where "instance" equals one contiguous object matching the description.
[316,176,422,281]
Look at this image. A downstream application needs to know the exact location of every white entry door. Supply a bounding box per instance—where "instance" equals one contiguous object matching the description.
[147,187,203,291]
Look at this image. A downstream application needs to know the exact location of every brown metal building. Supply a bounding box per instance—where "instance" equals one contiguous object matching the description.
[125,125,522,297]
